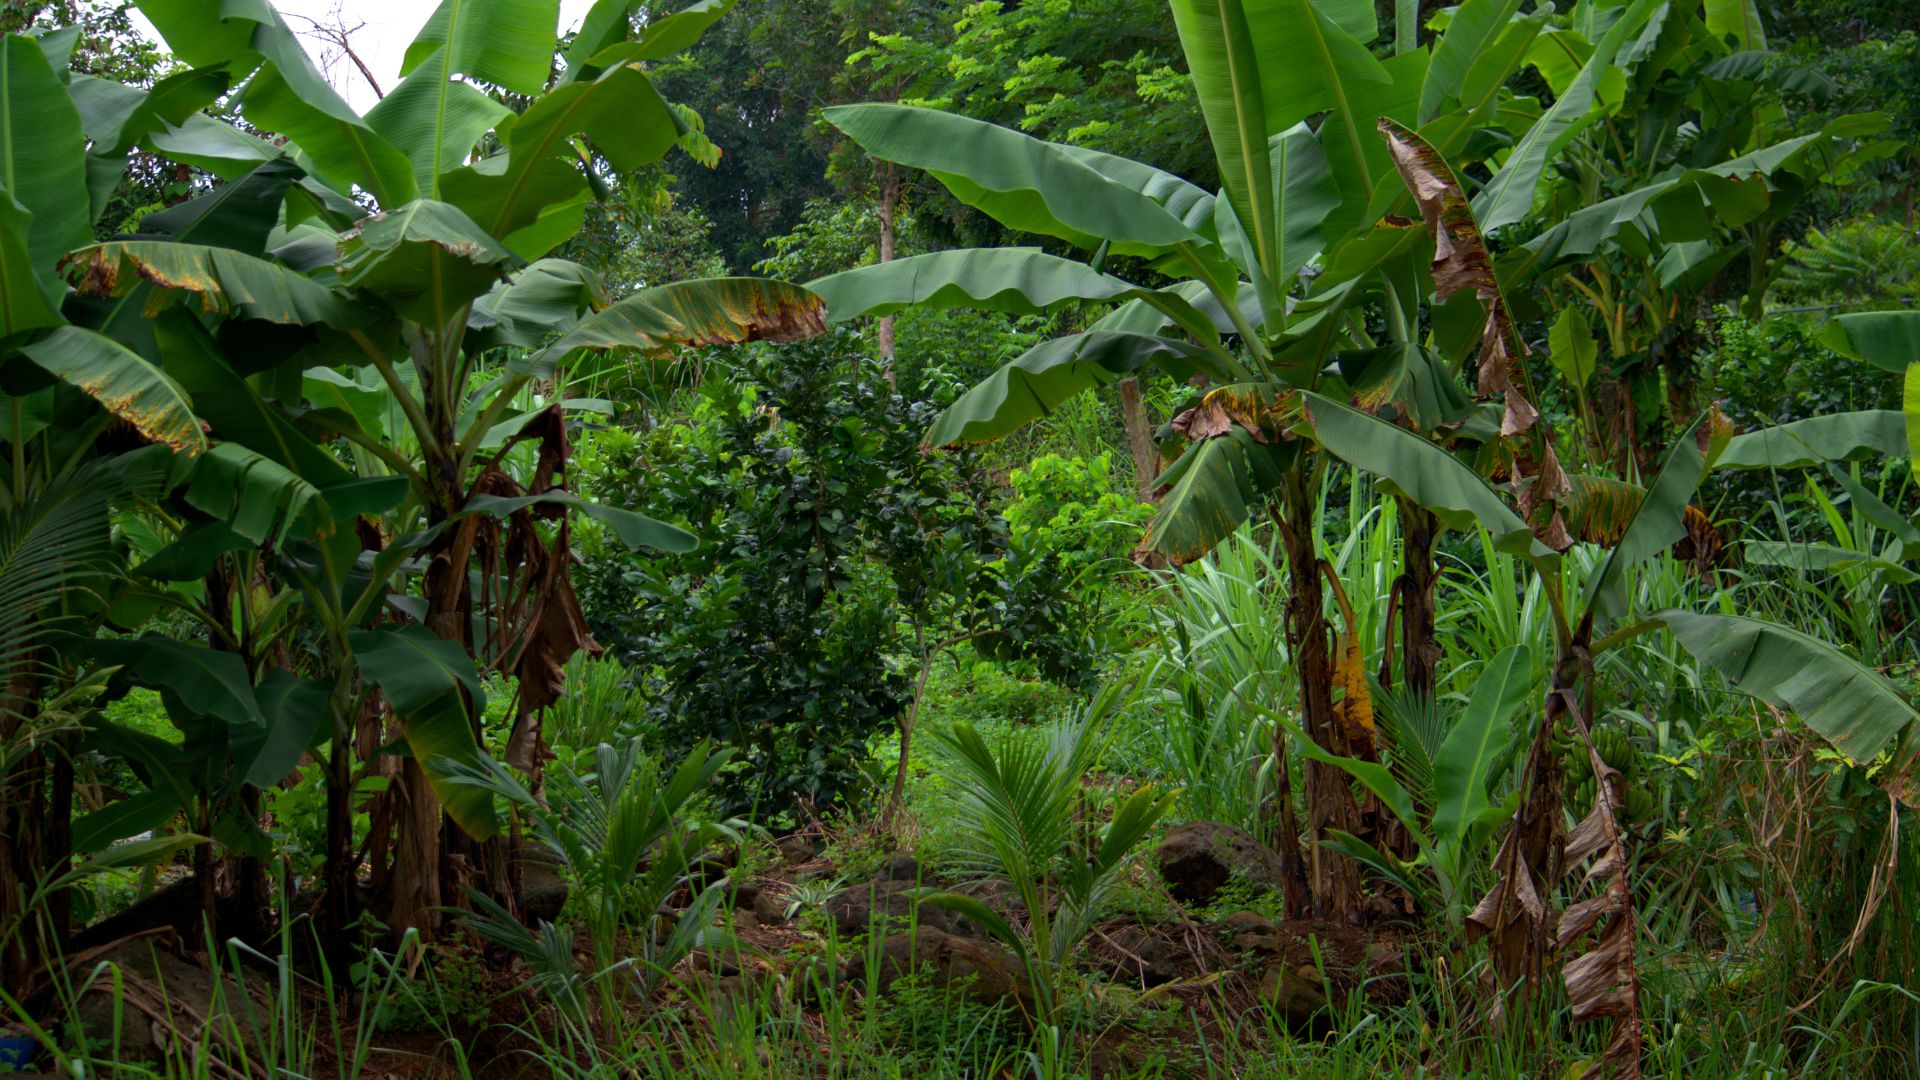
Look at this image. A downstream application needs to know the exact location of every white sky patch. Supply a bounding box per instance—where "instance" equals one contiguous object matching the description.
[128,0,601,113]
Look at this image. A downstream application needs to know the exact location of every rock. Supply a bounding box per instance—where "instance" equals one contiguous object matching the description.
[1259,961,1328,1022]
[775,835,816,867]
[824,879,977,939]
[520,861,569,924]
[847,927,1027,1007]
[730,880,791,926]
[68,932,254,1061]
[1090,924,1182,987]
[1217,911,1284,956]
[1156,822,1290,906]
[750,887,787,926]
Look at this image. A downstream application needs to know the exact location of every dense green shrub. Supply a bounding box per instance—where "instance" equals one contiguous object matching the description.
[578,331,1096,814]
[1707,311,1899,430]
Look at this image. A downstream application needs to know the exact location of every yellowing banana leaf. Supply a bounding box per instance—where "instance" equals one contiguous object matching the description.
[1302,392,1549,559]
[64,240,356,327]
[17,326,206,455]
[517,277,825,377]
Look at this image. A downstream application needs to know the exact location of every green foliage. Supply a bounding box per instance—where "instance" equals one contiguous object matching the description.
[920,680,1175,1022]
[450,737,742,1025]
[542,653,651,753]
[853,0,1212,188]
[580,331,1001,812]
[1775,216,1920,309]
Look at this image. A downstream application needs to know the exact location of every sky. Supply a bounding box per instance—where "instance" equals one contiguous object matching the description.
[129,0,602,113]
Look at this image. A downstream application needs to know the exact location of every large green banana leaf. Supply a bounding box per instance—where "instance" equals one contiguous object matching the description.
[1473,0,1660,232]
[338,200,516,323]
[1704,0,1766,50]
[560,0,735,84]
[366,51,512,195]
[924,331,1212,448]
[822,103,1201,254]
[808,249,1137,321]
[1430,644,1532,852]
[183,443,326,542]
[1302,392,1550,558]
[440,52,677,258]
[1742,542,1916,583]
[1419,0,1526,123]
[1818,311,1920,375]
[1656,610,1917,765]
[0,194,59,337]
[348,626,499,838]
[1168,0,1385,258]
[1716,410,1905,470]
[153,311,354,485]
[1165,0,1280,279]
[401,0,558,95]
[1319,50,1425,241]
[0,33,89,290]
[139,158,304,255]
[136,0,417,206]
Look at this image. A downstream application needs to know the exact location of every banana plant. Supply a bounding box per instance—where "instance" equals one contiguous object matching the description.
[811,0,1586,921]
[1303,645,1534,931]
[1301,192,1919,1078]
[4,0,831,945]
[810,0,1878,926]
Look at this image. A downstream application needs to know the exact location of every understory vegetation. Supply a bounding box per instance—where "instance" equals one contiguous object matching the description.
[0,0,1915,1076]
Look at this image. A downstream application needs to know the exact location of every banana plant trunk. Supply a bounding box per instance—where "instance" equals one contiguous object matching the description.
[321,688,359,974]
[1276,474,1365,922]
[0,664,54,999]
[1398,500,1441,697]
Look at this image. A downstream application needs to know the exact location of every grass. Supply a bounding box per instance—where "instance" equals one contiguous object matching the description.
[19,505,1920,1079]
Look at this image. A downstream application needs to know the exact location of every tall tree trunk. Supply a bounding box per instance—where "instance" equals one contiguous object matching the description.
[1274,475,1365,922]
[876,164,898,390]
[1117,376,1160,503]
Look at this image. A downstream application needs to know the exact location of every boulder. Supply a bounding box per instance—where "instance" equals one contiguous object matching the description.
[1217,911,1285,956]
[728,882,790,928]
[824,879,977,939]
[775,834,816,867]
[520,861,570,924]
[846,927,1028,1007]
[1259,961,1328,1022]
[1155,822,1290,906]
[1088,924,1183,987]
[66,932,256,1062]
